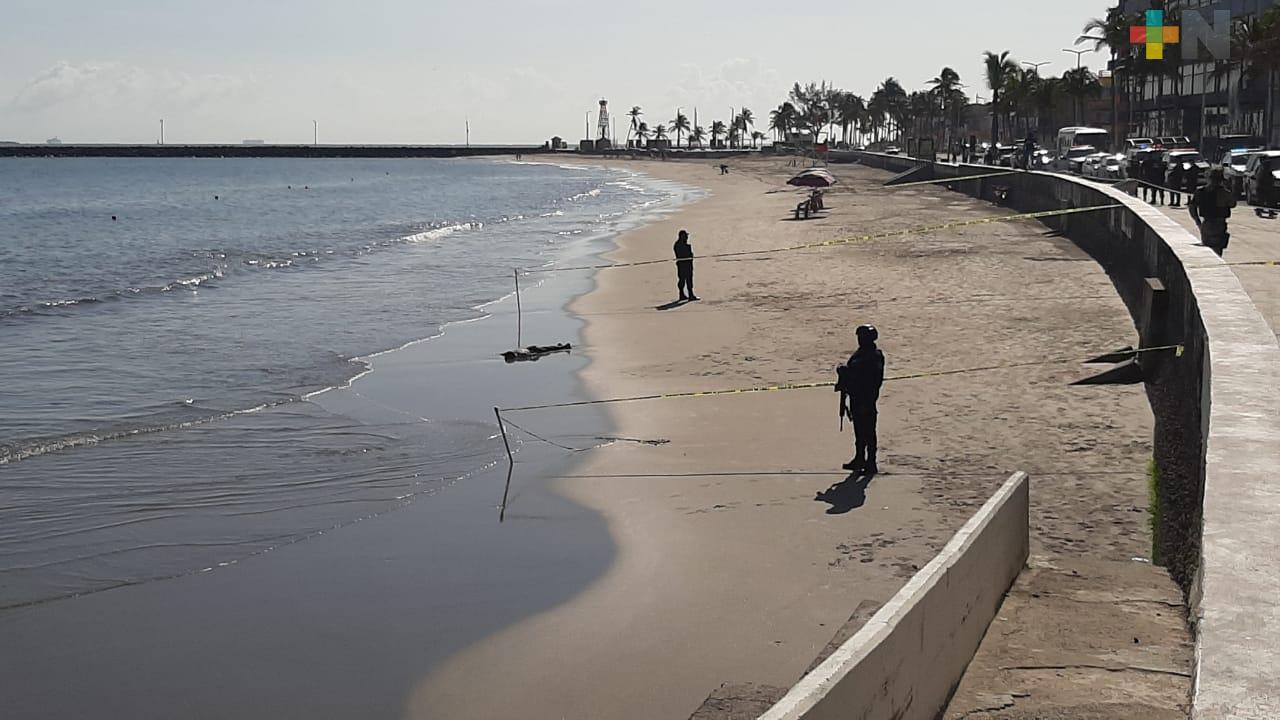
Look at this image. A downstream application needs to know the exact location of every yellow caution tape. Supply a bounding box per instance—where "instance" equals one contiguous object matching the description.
[887,170,1021,188]
[520,204,1123,274]
[499,344,1183,413]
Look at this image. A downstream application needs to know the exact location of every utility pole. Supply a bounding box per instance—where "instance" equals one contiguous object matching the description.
[585,110,590,141]
[313,120,318,145]
[159,118,164,145]
[465,118,470,147]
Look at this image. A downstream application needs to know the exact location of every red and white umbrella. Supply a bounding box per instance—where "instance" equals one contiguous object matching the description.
[787,168,837,188]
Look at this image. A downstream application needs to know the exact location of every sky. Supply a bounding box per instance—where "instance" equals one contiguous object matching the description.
[0,0,1116,145]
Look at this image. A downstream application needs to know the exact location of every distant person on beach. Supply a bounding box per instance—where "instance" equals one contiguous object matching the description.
[719,164,729,175]
[1189,168,1237,256]
[836,324,884,475]
[673,230,698,302]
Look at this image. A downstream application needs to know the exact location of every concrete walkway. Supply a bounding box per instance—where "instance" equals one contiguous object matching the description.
[1153,200,1279,339]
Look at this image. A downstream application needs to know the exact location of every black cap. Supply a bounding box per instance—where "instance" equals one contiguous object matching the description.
[856,324,878,342]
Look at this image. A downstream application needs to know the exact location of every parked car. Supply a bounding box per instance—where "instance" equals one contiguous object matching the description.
[1080,152,1107,176]
[995,144,1020,167]
[1059,145,1098,173]
[1163,150,1210,176]
[884,145,901,155]
[1122,137,1155,160]
[1244,150,1280,206]
[1222,148,1266,198]
[1030,149,1054,169]
[1207,134,1264,163]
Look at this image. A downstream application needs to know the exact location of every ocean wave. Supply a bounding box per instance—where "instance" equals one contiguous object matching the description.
[0,354,371,467]
[565,188,602,202]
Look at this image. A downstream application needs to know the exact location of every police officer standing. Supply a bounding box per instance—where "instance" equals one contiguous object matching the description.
[1189,167,1238,256]
[673,229,699,302]
[838,325,885,475]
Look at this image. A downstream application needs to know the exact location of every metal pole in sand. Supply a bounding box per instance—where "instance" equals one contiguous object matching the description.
[494,407,514,466]
[494,407,514,522]
[513,268,522,348]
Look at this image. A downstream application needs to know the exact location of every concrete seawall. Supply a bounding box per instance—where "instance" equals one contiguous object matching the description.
[760,472,1030,720]
[850,152,1280,719]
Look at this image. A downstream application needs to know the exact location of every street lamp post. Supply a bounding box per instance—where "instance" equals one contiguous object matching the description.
[1063,48,1092,125]
[1023,61,1051,74]
[313,120,317,146]
[1062,47,1089,71]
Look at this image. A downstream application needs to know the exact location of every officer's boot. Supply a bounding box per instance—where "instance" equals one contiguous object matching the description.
[864,447,878,476]
[843,445,864,472]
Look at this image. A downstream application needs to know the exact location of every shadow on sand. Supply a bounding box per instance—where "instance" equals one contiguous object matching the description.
[655,299,691,311]
[815,470,876,515]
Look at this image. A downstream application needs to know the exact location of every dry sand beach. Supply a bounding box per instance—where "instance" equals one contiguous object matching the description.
[411,157,1191,719]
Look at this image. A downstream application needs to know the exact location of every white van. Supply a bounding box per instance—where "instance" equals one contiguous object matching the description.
[1056,127,1112,170]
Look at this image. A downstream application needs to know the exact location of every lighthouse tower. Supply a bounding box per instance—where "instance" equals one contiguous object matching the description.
[597,99,612,149]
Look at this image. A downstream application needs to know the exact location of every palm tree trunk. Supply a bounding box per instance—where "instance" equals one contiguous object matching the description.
[990,91,1000,148]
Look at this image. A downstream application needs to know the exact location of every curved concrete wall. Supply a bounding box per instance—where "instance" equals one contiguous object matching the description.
[848,152,1280,719]
[760,473,1029,720]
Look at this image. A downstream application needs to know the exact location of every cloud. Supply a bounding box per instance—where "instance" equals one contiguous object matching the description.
[10,60,257,114]
[659,57,781,115]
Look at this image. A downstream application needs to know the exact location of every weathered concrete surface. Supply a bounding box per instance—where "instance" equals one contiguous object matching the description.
[945,558,1192,719]
[758,473,1029,720]
[854,152,1280,720]
[1153,202,1280,340]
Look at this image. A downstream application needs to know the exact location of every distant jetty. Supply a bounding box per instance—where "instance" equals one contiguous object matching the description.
[0,144,550,159]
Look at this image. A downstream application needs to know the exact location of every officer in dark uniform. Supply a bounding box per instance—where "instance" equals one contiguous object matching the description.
[673,229,698,301]
[1166,158,1184,208]
[1190,168,1237,256]
[1144,153,1166,205]
[838,324,885,475]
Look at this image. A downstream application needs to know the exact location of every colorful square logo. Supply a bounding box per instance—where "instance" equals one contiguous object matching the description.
[1131,9,1181,60]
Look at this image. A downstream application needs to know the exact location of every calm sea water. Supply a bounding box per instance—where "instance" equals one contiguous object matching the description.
[0,157,674,609]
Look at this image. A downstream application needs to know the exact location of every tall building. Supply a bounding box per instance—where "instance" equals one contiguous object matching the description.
[1119,0,1278,148]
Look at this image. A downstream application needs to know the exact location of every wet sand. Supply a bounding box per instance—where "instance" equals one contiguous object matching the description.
[414,156,1186,718]
[0,178,701,719]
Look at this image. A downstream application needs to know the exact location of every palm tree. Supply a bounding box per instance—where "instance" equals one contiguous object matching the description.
[834,92,866,146]
[751,130,764,148]
[984,50,1019,145]
[626,106,643,145]
[1081,4,1137,144]
[1233,8,1280,143]
[928,67,963,151]
[689,124,707,149]
[1062,67,1103,125]
[739,108,754,140]
[635,121,650,148]
[670,111,691,148]
[769,102,795,141]
[732,113,750,148]
[652,123,668,145]
[710,120,727,148]
[872,78,907,142]
[1032,75,1063,136]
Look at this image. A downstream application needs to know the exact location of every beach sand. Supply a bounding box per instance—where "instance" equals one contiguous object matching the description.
[411,157,1189,718]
